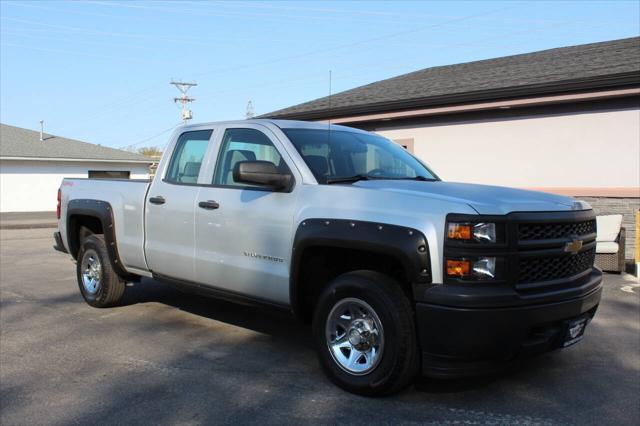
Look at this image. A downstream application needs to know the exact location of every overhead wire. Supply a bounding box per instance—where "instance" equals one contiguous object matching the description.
[117,122,183,150]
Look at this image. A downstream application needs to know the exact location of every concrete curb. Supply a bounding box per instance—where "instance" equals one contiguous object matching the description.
[0,223,58,230]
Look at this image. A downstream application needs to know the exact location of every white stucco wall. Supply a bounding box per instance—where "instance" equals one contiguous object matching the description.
[375,108,640,190]
[0,160,150,212]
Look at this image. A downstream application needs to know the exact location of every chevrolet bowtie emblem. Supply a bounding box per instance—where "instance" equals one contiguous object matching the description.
[564,238,583,254]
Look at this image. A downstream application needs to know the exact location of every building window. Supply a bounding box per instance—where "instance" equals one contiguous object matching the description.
[393,138,414,153]
[88,170,131,179]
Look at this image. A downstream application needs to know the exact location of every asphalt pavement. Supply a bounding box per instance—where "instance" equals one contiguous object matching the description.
[1,228,639,425]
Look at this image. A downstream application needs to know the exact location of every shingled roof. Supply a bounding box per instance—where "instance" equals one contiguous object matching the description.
[262,37,640,120]
[0,124,153,162]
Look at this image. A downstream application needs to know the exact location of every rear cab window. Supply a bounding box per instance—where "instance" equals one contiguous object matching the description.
[164,130,213,184]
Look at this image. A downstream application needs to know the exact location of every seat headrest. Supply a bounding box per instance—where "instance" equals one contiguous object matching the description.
[304,155,328,176]
[182,162,201,177]
[225,149,256,167]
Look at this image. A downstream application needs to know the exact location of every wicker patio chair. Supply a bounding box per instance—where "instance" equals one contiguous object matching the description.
[595,221,626,273]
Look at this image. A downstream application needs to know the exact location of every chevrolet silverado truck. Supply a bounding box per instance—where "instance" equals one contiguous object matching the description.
[54,119,603,395]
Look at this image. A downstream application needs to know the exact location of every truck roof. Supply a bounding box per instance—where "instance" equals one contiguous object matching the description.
[177,119,369,134]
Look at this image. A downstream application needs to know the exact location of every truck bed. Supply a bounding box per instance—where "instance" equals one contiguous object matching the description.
[59,178,152,274]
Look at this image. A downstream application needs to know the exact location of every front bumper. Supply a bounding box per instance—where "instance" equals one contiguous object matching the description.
[416,269,602,378]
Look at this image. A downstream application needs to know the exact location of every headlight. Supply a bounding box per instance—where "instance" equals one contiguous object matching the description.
[472,257,496,279]
[446,257,497,280]
[447,222,497,243]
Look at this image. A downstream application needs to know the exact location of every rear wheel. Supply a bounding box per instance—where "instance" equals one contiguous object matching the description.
[76,234,125,308]
[312,270,419,396]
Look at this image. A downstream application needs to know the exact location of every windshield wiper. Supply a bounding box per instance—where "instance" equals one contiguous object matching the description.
[326,174,372,184]
[395,176,438,182]
[326,175,437,184]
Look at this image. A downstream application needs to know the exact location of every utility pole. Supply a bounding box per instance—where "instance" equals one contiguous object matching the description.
[170,80,197,123]
[246,100,254,119]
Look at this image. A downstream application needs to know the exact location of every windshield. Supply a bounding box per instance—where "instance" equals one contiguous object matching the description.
[282,128,438,184]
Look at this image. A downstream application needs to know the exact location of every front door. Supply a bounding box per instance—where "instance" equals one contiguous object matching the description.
[145,129,214,282]
[194,125,299,304]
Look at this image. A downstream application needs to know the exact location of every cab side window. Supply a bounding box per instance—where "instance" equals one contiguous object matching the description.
[165,130,212,184]
[213,128,288,187]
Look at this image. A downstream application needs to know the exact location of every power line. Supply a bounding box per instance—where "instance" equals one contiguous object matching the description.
[77,0,418,26]
[3,3,521,131]
[0,17,251,46]
[196,0,631,26]
[0,42,150,62]
[119,122,183,150]
[7,0,611,141]
[191,3,522,80]
[88,0,632,27]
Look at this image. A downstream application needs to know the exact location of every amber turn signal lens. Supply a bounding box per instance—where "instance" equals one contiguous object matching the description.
[446,259,471,277]
[447,223,472,240]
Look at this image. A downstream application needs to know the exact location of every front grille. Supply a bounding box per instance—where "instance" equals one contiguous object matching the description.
[518,248,596,284]
[445,211,600,300]
[518,219,596,241]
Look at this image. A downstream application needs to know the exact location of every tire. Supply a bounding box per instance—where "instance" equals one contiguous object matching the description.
[76,234,126,308]
[312,270,419,396]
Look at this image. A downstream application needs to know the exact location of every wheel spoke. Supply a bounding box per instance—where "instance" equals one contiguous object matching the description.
[346,349,361,369]
[361,352,371,369]
[357,306,368,318]
[331,334,351,350]
[334,315,352,330]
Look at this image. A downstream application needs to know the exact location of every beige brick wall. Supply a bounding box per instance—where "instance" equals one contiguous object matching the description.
[578,197,639,261]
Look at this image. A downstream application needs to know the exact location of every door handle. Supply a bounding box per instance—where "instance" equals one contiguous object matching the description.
[149,196,166,205]
[198,200,220,210]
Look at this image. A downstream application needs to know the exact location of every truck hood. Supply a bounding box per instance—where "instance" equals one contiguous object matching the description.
[352,180,590,215]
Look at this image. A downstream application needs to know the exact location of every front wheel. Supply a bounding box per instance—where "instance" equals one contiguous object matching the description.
[312,270,419,396]
[76,234,125,308]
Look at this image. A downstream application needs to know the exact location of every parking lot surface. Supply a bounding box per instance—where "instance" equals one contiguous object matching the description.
[1,228,639,425]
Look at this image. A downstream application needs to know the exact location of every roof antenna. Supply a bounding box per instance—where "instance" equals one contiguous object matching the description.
[328,70,332,141]
[39,120,44,141]
[246,100,254,119]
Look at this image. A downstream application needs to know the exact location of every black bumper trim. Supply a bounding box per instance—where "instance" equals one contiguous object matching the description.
[416,269,602,308]
[416,275,602,378]
[53,231,68,254]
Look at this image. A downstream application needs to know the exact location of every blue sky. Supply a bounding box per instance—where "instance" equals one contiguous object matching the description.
[1,0,639,150]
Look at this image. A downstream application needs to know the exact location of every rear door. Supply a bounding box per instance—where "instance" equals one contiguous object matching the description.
[144,128,215,281]
[194,124,300,304]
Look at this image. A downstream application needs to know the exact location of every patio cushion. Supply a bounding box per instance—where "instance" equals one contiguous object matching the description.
[596,241,619,254]
[596,214,623,242]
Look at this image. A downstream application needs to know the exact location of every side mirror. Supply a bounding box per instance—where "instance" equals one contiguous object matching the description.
[233,161,292,191]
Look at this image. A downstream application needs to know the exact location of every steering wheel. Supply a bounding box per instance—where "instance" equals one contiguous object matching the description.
[367,168,386,177]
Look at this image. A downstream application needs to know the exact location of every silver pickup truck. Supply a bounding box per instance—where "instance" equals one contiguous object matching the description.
[54,119,603,395]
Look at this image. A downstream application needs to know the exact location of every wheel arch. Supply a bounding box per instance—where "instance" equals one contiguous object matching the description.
[290,219,431,321]
[66,199,137,281]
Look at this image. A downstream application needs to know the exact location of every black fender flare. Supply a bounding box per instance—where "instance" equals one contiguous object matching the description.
[289,218,431,317]
[66,199,137,281]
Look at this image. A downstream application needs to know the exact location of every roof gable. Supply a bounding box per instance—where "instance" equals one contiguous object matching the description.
[262,37,640,120]
[0,124,152,162]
